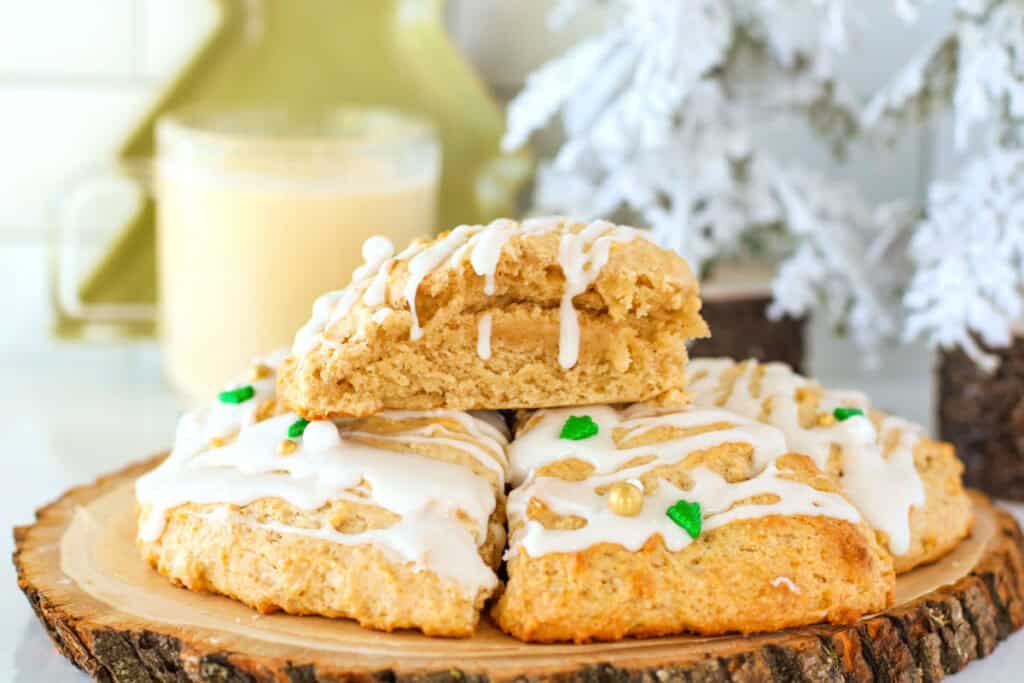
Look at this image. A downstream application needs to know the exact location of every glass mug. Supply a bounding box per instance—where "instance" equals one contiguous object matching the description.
[53,107,440,406]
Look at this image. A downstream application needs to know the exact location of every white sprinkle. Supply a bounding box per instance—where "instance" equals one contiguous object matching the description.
[362,235,395,264]
[302,420,342,452]
[771,576,801,594]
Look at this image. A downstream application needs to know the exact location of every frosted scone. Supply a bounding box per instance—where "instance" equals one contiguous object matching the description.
[687,358,973,573]
[493,405,895,643]
[279,217,708,418]
[136,355,510,637]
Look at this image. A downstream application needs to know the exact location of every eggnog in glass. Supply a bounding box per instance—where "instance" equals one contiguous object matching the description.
[155,108,439,405]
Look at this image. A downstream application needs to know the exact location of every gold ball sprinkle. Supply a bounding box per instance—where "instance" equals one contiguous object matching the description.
[249,363,272,381]
[209,436,226,448]
[816,413,837,427]
[607,482,644,517]
[277,439,298,456]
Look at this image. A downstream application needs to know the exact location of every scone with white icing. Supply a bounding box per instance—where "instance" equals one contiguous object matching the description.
[687,358,973,573]
[278,217,708,418]
[492,405,895,643]
[136,354,509,637]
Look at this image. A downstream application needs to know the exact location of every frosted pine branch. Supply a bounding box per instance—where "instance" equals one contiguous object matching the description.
[767,166,901,359]
[952,1,1024,148]
[862,33,958,138]
[865,0,1024,364]
[867,1,1024,147]
[903,149,1024,370]
[507,0,895,356]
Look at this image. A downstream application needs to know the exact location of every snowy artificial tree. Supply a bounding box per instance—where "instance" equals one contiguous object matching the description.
[503,0,909,368]
[867,0,1024,369]
[865,0,1024,498]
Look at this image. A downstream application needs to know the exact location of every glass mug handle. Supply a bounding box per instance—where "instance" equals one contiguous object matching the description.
[49,160,158,339]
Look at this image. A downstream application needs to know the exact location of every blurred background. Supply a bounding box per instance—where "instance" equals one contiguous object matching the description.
[1,1,1020,679]
[1,0,956,431]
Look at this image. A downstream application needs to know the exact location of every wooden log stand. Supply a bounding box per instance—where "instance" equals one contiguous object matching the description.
[689,264,807,372]
[15,455,1024,683]
[939,341,1024,501]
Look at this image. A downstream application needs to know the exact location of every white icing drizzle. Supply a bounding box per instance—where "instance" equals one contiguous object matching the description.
[291,216,648,369]
[477,313,492,360]
[469,410,512,441]
[292,241,425,355]
[342,427,506,487]
[556,220,638,368]
[404,226,477,340]
[686,358,927,556]
[172,349,288,458]
[138,363,508,598]
[771,576,801,593]
[506,406,862,559]
[509,405,785,486]
[468,218,517,295]
[363,266,392,308]
[372,408,510,456]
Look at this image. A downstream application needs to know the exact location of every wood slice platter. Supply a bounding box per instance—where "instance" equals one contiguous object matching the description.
[14,455,1024,683]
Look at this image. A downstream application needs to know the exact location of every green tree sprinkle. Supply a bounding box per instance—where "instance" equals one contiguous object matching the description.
[218,385,255,404]
[288,418,310,438]
[560,415,599,440]
[666,499,702,539]
[833,407,865,421]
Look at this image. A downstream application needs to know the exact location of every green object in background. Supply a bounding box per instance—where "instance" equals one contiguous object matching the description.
[66,0,532,339]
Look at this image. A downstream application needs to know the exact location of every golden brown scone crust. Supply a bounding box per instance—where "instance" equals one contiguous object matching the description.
[496,411,895,643]
[280,221,707,418]
[493,514,893,643]
[138,499,505,637]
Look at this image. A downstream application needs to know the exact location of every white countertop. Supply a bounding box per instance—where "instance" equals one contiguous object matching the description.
[3,243,1024,681]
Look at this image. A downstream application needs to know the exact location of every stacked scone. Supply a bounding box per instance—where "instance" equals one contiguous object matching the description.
[137,217,972,642]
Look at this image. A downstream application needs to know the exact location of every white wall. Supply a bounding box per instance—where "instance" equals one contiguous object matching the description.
[0,0,217,240]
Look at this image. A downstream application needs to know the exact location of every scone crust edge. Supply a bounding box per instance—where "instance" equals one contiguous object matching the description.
[137,500,503,638]
[493,515,895,644]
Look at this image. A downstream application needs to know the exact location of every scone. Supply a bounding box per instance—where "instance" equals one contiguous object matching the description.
[279,216,708,418]
[136,353,510,637]
[493,405,895,643]
[687,358,973,573]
